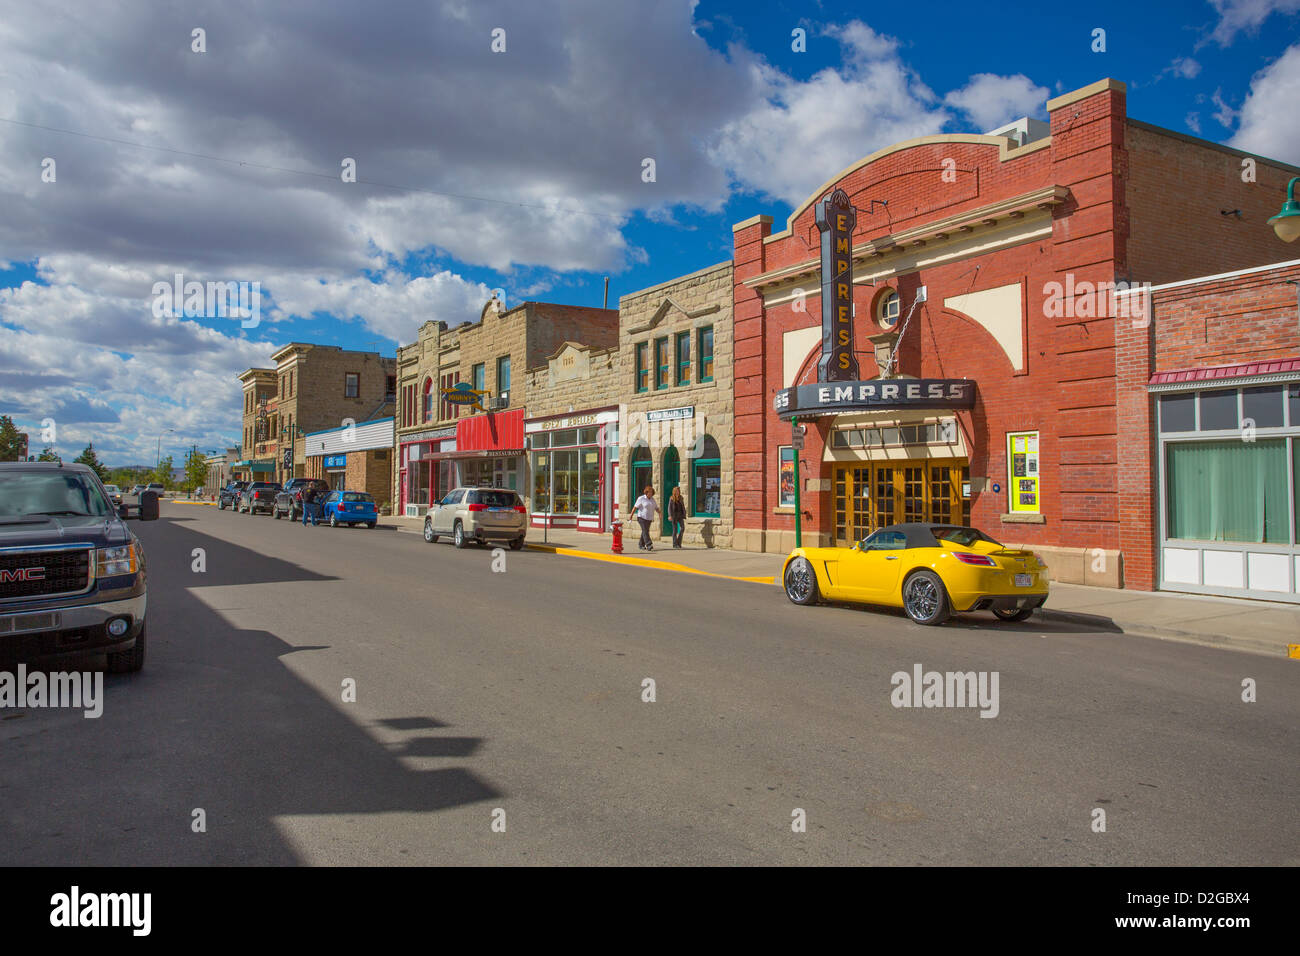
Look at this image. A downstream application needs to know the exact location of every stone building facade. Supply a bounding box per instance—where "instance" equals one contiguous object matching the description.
[235,368,277,479]
[618,260,735,548]
[392,299,618,515]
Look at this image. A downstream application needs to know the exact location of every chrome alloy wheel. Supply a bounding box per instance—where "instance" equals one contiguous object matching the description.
[904,575,940,620]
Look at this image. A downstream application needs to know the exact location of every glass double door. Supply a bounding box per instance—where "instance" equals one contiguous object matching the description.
[833,460,970,546]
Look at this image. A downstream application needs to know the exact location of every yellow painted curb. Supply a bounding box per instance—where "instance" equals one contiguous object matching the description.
[1288,644,1300,659]
[542,545,778,586]
[169,500,217,506]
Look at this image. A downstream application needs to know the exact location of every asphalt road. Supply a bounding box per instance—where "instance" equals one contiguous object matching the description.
[2,502,1296,865]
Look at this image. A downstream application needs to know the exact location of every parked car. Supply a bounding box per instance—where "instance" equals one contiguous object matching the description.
[217,481,247,510]
[273,478,331,521]
[238,481,281,515]
[781,522,1050,626]
[0,462,153,672]
[423,487,526,550]
[102,484,124,508]
[320,490,378,528]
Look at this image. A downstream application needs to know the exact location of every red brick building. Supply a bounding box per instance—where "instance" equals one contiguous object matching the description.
[730,78,1299,589]
[1118,259,1300,601]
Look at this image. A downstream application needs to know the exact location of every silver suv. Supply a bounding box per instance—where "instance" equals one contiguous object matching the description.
[423,487,527,550]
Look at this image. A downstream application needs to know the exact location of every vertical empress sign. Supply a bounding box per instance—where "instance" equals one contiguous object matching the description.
[816,189,859,382]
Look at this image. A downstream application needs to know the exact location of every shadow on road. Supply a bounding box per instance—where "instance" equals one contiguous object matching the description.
[0,513,501,865]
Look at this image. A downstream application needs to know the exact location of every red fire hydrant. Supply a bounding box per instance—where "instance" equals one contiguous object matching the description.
[611,519,624,554]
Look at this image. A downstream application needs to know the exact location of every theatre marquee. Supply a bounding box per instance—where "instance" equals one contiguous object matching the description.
[774,379,976,419]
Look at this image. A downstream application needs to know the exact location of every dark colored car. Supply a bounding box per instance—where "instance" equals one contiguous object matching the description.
[273,478,330,521]
[0,462,153,672]
[238,481,281,515]
[320,490,378,528]
[218,481,247,510]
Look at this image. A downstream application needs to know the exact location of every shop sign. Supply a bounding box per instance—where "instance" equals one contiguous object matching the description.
[774,379,975,418]
[442,382,488,412]
[647,405,694,422]
[539,413,598,430]
[816,188,860,381]
[404,426,456,443]
[323,454,347,469]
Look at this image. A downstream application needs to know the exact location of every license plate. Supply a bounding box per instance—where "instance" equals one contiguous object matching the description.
[1014,573,1033,587]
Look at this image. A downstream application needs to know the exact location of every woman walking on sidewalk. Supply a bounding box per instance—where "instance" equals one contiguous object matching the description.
[668,486,686,549]
[631,486,658,552]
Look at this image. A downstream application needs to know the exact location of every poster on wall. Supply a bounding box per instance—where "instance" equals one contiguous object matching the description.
[779,447,796,506]
[1007,432,1040,513]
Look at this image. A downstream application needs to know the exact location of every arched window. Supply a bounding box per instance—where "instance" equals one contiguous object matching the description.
[629,444,651,507]
[691,435,721,517]
[423,378,434,422]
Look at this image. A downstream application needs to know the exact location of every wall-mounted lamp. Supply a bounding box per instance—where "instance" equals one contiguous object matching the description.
[1269,177,1300,242]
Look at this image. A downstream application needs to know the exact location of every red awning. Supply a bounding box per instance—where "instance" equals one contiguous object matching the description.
[456,407,525,452]
[1149,358,1300,386]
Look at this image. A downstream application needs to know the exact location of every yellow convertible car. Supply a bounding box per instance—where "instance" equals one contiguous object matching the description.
[782,523,1049,626]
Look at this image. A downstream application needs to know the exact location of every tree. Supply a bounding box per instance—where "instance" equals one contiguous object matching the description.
[183,446,207,492]
[0,416,26,461]
[37,446,61,462]
[73,443,110,482]
[150,455,175,489]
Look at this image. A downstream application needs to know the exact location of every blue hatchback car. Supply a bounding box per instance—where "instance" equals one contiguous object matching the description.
[322,490,378,528]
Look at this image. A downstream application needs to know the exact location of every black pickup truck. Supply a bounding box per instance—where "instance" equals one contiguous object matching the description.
[0,462,154,672]
[217,480,247,510]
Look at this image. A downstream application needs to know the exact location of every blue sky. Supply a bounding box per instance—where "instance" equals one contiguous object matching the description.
[1,0,1297,465]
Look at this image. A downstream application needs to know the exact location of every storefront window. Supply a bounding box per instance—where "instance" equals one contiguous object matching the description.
[552,449,578,513]
[580,448,600,516]
[692,435,721,517]
[1167,439,1289,543]
[552,429,577,447]
[532,451,549,512]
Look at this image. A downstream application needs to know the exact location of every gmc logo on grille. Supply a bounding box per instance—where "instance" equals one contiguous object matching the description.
[0,567,45,583]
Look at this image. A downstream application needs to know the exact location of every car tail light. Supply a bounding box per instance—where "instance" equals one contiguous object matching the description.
[514,505,526,513]
[467,503,486,512]
[952,551,996,566]
[337,503,345,511]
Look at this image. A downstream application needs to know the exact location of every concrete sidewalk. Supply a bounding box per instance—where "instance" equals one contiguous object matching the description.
[377,517,1299,657]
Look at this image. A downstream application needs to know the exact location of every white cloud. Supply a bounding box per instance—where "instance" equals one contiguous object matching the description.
[1229,42,1300,161]
[943,73,1049,132]
[708,22,951,206]
[1206,0,1300,46]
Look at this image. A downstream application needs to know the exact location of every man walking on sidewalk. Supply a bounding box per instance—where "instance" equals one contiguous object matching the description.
[631,485,658,552]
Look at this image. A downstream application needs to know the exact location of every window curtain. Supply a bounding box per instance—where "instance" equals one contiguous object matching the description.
[1166,440,1288,543]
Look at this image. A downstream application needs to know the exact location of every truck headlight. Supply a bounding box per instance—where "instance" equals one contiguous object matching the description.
[96,543,138,577]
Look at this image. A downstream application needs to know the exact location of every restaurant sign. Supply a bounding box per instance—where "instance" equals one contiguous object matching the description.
[774,379,975,419]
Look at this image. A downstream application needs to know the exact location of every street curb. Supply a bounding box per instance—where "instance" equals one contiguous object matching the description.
[524,542,776,585]
[1036,608,1292,658]
[169,500,217,507]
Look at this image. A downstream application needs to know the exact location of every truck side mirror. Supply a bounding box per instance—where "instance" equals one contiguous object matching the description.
[118,503,131,521]
[140,490,160,521]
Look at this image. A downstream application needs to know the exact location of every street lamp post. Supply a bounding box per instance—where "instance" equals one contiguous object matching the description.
[156,428,175,480]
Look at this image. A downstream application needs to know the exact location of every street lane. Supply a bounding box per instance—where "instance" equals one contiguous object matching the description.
[2,502,1296,865]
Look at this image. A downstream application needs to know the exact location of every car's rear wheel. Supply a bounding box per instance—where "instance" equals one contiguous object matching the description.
[423,519,438,543]
[273,506,281,519]
[783,556,820,606]
[329,512,339,528]
[509,535,524,551]
[453,521,467,549]
[902,571,950,626]
[107,623,146,674]
[366,521,376,529]
[994,606,1034,622]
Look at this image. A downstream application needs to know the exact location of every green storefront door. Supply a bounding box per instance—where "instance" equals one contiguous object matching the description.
[631,461,652,519]
[661,446,679,536]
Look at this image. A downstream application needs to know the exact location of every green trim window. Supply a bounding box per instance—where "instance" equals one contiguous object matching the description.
[676,331,691,386]
[698,326,714,383]
[635,342,649,392]
[691,434,721,517]
[1166,439,1289,543]
[655,336,670,390]
[472,363,485,393]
